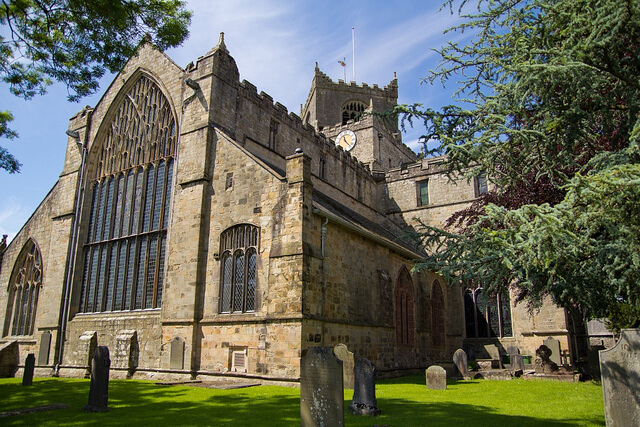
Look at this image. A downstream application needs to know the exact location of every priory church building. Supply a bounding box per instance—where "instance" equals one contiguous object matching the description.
[0,35,592,381]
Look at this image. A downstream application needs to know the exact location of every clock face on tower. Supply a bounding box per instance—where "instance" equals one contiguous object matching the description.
[335,129,357,151]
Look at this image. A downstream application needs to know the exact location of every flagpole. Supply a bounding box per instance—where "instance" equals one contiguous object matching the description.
[352,27,356,82]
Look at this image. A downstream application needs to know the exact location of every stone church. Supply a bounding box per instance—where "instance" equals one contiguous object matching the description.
[0,35,594,381]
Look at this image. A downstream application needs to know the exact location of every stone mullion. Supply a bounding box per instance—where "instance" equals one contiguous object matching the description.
[151,231,162,308]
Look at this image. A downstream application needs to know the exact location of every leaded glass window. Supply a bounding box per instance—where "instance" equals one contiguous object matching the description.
[219,224,259,313]
[464,288,513,338]
[79,75,176,313]
[5,240,42,336]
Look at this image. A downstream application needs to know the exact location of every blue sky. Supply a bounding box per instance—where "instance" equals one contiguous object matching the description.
[0,0,467,242]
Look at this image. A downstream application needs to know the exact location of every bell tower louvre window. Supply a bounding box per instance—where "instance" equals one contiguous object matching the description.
[78,75,177,313]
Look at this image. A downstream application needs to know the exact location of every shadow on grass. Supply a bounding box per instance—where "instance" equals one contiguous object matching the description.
[0,377,604,426]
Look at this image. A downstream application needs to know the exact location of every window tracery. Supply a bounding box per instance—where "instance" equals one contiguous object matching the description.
[464,288,512,338]
[5,240,42,336]
[341,101,366,125]
[79,75,176,313]
[219,224,259,313]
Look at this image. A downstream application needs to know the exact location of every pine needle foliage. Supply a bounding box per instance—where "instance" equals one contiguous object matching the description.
[406,0,640,321]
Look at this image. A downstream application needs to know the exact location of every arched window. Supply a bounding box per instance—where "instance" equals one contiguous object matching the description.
[395,267,415,347]
[464,288,512,338]
[341,101,366,125]
[219,224,259,313]
[431,280,446,349]
[5,240,42,336]
[78,75,176,313]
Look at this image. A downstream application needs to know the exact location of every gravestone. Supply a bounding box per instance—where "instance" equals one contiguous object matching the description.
[334,343,354,389]
[170,337,185,370]
[38,331,51,365]
[426,365,447,390]
[510,353,524,377]
[507,346,520,358]
[543,337,562,366]
[83,346,111,412]
[22,353,35,386]
[349,358,381,416]
[484,344,502,368]
[300,347,344,427]
[114,330,138,378]
[453,349,469,379]
[535,345,558,373]
[600,328,640,426]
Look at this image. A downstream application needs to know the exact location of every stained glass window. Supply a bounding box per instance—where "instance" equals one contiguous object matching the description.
[79,75,176,313]
[464,288,513,338]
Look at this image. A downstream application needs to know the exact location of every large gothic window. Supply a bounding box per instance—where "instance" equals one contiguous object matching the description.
[79,75,176,313]
[219,224,259,314]
[464,288,513,338]
[395,267,415,347]
[5,240,42,336]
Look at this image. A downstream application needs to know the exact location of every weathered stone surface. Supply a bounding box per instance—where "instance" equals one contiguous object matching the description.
[536,345,558,374]
[510,353,525,373]
[113,330,138,377]
[600,329,640,427]
[38,331,51,366]
[169,337,184,370]
[333,344,354,390]
[453,348,469,379]
[349,358,380,416]
[22,354,35,386]
[426,365,446,390]
[83,346,110,412]
[300,347,344,427]
[543,337,562,366]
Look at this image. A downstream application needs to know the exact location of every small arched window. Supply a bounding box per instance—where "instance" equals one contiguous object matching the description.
[394,266,415,347]
[6,240,42,336]
[219,224,259,313]
[341,101,366,125]
[431,280,446,349]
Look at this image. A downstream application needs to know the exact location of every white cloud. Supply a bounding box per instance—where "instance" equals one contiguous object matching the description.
[0,196,30,243]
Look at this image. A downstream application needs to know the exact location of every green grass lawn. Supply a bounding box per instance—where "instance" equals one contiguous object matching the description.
[0,375,604,426]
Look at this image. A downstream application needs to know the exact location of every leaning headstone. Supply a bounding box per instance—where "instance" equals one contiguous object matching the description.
[22,353,35,386]
[507,346,520,358]
[83,346,111,412]
[300,347,344,427]
[333,343,354,389]
[170,337,184,370]
[510,353,525,377]
[543,337,562,366]
[600,329,640,426]
[453,349,469,379]
[38,331,51,365]
[426,365,447,390]
[349,358,381,416]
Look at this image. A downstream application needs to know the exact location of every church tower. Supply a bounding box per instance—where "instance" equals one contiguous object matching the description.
[300,65,416,172]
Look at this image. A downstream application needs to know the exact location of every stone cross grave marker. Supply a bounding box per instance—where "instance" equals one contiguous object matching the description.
[38,331,51,366]
[300,347,344,427]
[600,328,640,426]
[83,346,111,412]
[426,365,447,390]
[333,343,354,390]
[348,358,381,416]
[453,348,469,379]
[543,337,562,366]
[22,353,35,386]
